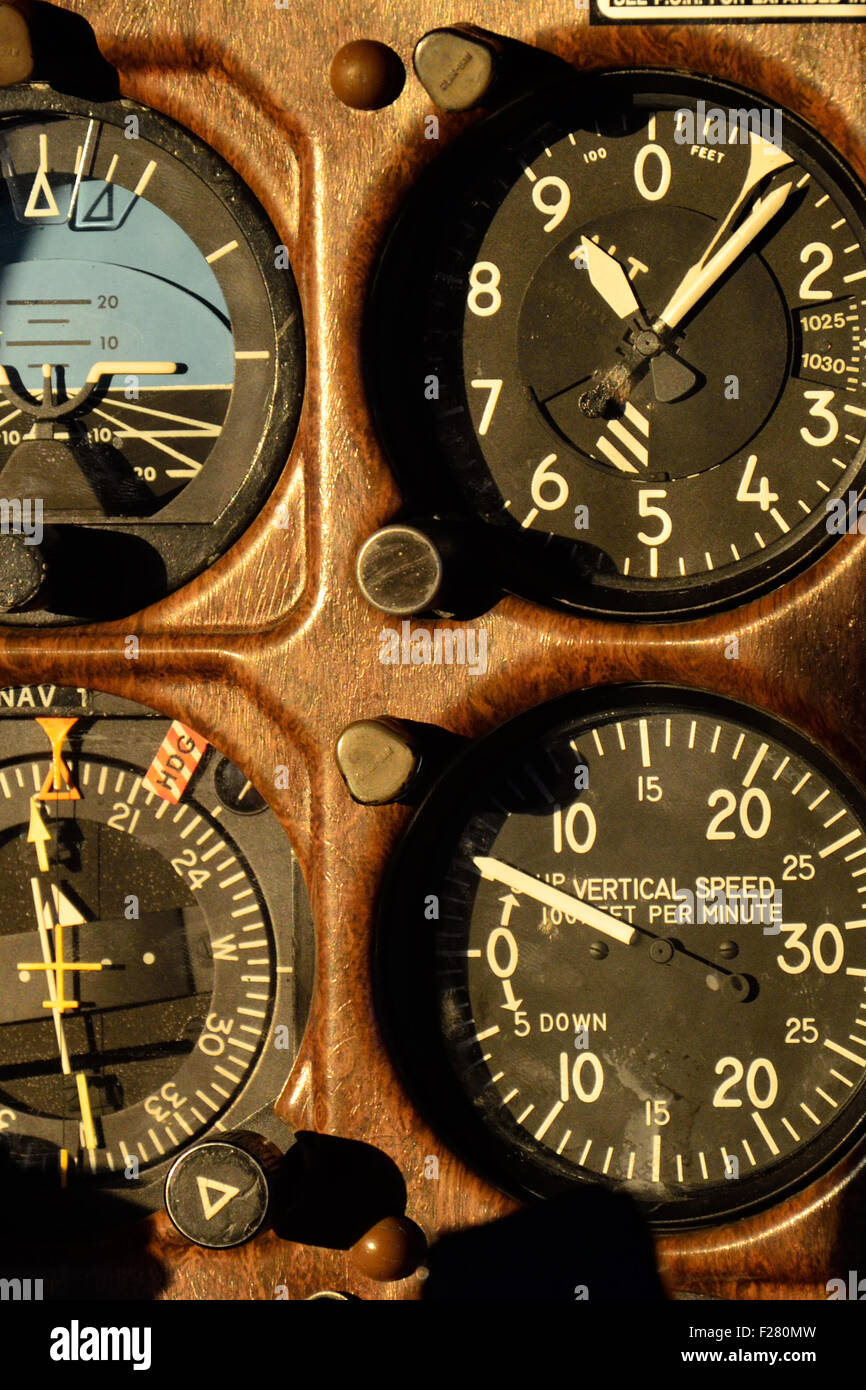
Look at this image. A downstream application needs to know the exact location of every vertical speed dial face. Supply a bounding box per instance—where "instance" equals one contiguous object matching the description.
[368,70,866,617]
[0,685,312,1203]
[377,687,866,1227]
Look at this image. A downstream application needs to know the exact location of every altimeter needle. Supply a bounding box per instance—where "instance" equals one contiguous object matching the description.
[653,132,793,332]
[575,138,795,415]
[654,180,794,332]
[576,237,699,405]
[578,236,643,320]
[575,188,793,418]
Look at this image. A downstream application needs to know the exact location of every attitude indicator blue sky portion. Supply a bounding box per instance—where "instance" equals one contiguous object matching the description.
[0,177,233,392]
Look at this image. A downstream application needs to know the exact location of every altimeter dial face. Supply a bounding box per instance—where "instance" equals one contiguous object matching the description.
[377,686,866,1227]
[368,70,866,617]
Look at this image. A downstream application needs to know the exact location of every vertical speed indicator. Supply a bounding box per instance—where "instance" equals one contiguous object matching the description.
[377,686,866,1228]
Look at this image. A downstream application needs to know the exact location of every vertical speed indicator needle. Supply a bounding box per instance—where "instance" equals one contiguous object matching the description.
[473,855,636,944]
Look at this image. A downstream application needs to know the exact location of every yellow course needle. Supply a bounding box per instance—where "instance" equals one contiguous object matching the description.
[75,1073,99,1151]
[27,798,51,872]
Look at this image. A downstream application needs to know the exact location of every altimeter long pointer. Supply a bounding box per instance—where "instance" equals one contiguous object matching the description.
[652,131,793,332]
[654,181,795,333]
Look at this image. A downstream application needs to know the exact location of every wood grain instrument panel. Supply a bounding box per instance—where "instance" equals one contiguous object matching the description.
[6,0,866,1299]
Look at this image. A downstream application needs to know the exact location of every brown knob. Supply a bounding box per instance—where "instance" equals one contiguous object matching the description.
[329,40,404,111]
[349,1215,427,1282]
[0,4,32,87]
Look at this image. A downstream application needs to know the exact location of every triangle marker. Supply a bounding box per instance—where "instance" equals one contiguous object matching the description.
[196,1175,240,1221]
[24,164,60,218]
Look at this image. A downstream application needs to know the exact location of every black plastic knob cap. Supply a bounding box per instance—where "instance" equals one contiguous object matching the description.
[164,1131,281,1249]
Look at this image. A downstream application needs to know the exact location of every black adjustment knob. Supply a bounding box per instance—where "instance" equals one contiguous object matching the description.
[412,24,567,114]
[164,1130,282,1249]
[335,717,422,806]
[356,524,443,616]
[356,518,501,618]
[413,25,503,112]
[0,533,46,611]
